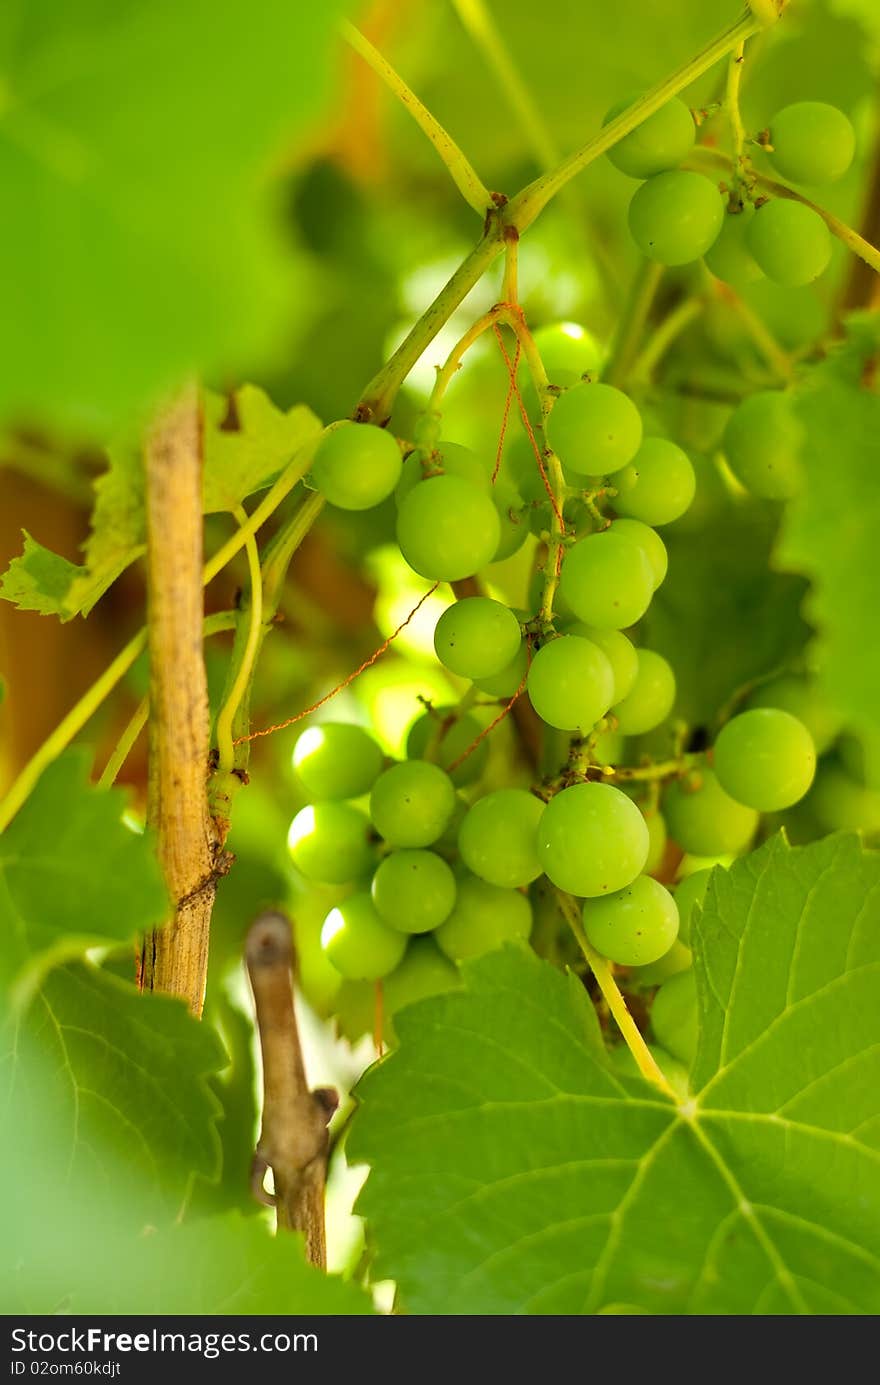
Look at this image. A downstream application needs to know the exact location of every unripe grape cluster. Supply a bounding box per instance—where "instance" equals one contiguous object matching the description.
[602,92,853,290]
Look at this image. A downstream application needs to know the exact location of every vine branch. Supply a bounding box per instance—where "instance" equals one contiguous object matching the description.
[245,911,336,1266]
[139,385,218,1017]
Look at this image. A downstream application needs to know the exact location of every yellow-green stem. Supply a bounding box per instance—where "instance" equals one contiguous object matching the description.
[556,890,675,1098]
[506,9,761,233]
[690,146,880,276]
[0,627,147,833]
[215,505,264,773]
[340,19,492,217]
[630,296,706,382]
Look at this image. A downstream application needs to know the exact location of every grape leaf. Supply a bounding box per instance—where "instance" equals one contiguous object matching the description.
[1,440,145,619]
[641,503,811,728]
[203,386,322,514]
[0,530,81,617]
[2,964,223,1219]
[0,1,347,432]
[0,748,168,1006]
[351,834,880,1314]
[777,317,880,776]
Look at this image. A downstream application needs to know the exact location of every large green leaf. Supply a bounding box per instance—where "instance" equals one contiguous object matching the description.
[0,749,168,1006]
[777,317,880,777]
[3,964,223,1220]
[351,834,880,1314]
[203,386,321,514]
[642,504,810,729]
[0,1,346,431]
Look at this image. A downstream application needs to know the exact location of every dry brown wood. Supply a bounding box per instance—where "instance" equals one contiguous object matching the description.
[246,911,336,1266]
[140,384,218,1016]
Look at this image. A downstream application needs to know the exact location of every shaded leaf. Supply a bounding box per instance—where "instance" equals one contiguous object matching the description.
[778,316,880,778]
[642,504,810,728]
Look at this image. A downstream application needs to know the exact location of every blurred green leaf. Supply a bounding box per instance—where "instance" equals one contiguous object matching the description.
[0,748,167,1005]
[81,1214,375,1314]
[203,386,321,514]
[352,835,880,1313]
[0,0,347,432]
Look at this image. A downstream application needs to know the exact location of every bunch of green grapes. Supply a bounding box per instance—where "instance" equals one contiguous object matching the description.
[298,149,845,1065]
[605,93,853,289]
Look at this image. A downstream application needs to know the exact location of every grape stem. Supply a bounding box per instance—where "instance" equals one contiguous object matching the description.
[604,261,664,387]
[555,889,676,1099]
[629,295,706,383]
[690,146,880,277]
[215,505,265,774]
[339,20,493,217]
[726,41,748,169]
[604,754,697,784]
[722,287,795,382]
[97,612,239,791]
[505,9,762,233]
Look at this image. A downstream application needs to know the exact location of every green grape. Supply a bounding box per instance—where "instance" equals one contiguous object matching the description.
[406,708,489,787]
[565,624,638,703]
[628,938,693,989]
[292,722,383,801]
[612,437,696,527]
[458,788,544,888]
[435,871,532,961]
[320,892,407,980]
[612,648,676,736]
[505,431,543,499]
[532,321,603,379]
[767,101,855,185]
[396,474,501,581]
[703,205,763,288]
[433,596,522,680]
[808,762,880,833]
[746,199,832,286]
[537,782,649,896]
[651,970,698,1065]
[287,802,374,884]
[673,867,711,946]
[746,675,841,755]
[311,421,402,511]
[492,478,529,560]
[546,382,643,477]
[643,810,667,875]
[582,875,679,966]
[713,707,816,811]
[628,170,724,265]
[608,518,667,589]
[604,92,695,179]
[383,938,461,1044]
[609,1042,689,1098]
[526,634,615,731]
[663,766,758,856]
[371,849,457,933]
[369,760,456,848]
[559,531,655,630]
[722,389,804,500]
[474,639,529,698]
[395,439,492,503]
